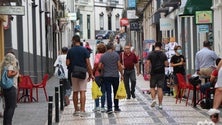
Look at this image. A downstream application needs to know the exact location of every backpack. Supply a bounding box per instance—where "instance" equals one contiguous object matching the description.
[0,67,14,89]
[54,59,65,79]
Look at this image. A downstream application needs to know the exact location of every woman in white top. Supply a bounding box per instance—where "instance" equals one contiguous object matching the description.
[0,52,19,125]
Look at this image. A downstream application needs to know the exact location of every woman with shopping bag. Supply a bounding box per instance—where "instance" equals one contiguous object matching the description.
[92,43,106,112]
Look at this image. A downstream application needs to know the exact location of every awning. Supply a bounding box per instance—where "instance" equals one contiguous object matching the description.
[181,0,212,16]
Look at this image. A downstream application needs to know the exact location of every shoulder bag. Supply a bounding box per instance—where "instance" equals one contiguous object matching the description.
[0,67,14,89]
[72,65,87,79]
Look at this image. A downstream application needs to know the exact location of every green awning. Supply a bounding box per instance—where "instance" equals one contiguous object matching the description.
[182,0,212,15]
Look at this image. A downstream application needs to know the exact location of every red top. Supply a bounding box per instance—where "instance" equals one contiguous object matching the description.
[120,52,138,69]
[93,53,103,76]
[211,69,218,77]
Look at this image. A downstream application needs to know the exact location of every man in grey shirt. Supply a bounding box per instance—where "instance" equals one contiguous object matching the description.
[99,42,123,114]
[195,41,219,76]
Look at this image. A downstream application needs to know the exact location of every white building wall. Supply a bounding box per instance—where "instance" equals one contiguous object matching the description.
[94,0,124,32]
[212,0,222,57]
[36,0,41,56]
[22,0,34,54]
[11,16,18,50]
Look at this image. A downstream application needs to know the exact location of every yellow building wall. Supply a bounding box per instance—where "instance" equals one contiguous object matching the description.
[0,15,6,62]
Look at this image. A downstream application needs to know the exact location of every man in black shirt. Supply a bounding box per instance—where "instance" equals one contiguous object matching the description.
[145,42,168,109]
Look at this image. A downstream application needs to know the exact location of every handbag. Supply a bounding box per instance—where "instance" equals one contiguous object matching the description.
[91,81,103,99]
[115,80,126,99]
[72,65,87,79]
[0,67,14,89]
[54,64,65,79]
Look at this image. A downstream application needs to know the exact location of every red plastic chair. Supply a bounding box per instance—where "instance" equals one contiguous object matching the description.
[176,73,200,106]
[33,74,49,102]
[17,75,34,102]
[175,73,189,104]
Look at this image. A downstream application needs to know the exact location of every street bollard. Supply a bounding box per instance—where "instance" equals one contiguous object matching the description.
[48,96,53,125]
[60,80,64,111]
[55,87,59,123]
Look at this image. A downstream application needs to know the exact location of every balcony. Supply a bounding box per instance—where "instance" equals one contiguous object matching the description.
[161,0,181,8]
[136,0,151,17]
[75,0,89,5]
[107,0,118,7]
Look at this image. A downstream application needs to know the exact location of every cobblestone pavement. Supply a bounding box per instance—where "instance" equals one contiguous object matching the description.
[57,75,221,125]
[0,75,221,125]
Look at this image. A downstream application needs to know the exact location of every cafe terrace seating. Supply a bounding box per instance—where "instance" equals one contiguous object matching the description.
[32,74,49,102]
[17,75,33,102]
[176,73,200,106]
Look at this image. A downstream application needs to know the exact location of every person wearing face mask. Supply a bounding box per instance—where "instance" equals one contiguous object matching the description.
[170,45,186,97]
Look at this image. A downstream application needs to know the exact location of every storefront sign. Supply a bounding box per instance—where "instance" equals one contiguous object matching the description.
[130,21,139,31]
[0,6,25,15]
[128,0,136,8]
[195,11,212,24]
[127,10,138,19]
[160,18,174,31]
[198,25,209,33]
[68,13,77,21]
[120,18,129,26]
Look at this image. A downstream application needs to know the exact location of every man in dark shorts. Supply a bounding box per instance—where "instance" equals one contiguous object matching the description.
[145,42,168,109]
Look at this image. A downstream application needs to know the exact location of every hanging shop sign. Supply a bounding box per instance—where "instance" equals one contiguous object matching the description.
[198,25,209,33]
[195,11,212,24]
[127,10,138,19]
[160,18,174,31]
[120,18,129,26]
[130,21,140,31]
[68,13,77,21]
[128,0,136,8]
[0,6,25,15]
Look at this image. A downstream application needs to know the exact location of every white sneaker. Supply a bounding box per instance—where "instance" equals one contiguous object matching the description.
[158,105,163,110]
[92,107,100,112]
[100,107,106,112]
[151,100,156,107]
[79,112,90,117]
[72,111,80,116]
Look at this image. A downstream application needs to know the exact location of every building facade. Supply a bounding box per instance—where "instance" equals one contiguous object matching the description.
[212,0,222,57]
[75,0,95,40]
[94,0,124,36]
[136,0,214,74]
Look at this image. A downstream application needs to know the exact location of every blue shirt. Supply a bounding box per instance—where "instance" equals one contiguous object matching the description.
[66,46,89,70]
[195,47,219,70]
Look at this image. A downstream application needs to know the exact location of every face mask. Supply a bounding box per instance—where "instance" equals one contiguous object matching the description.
[177,49,182,55]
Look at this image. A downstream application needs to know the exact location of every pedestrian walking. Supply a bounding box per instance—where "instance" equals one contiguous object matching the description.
[54,47,72,106]
[85,41,92,54]
[0,52,19,125]
[114,38,123,55]
[170,45,186,97]
[195,41,219,77]
[98,42,124,114]
[120,45,140,99]
[145,42,168,109]
[66,35,94,117]
[92,43,106,112]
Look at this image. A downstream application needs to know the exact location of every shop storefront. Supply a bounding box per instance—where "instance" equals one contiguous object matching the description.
[178,0,212,74]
